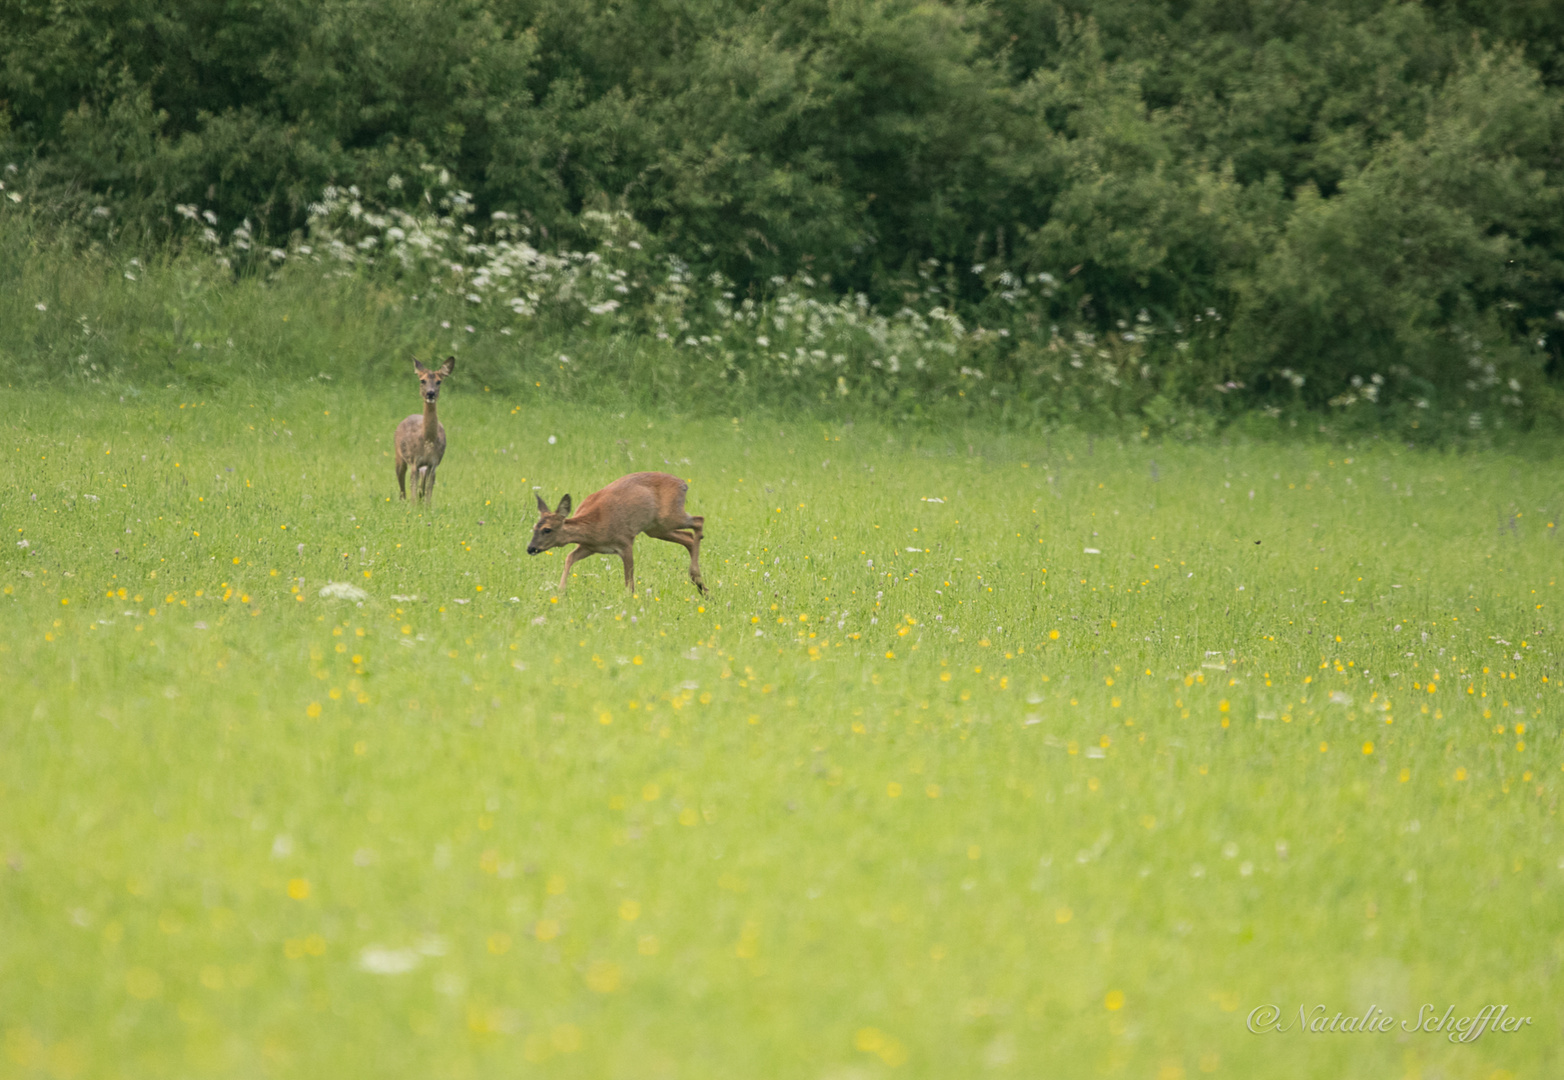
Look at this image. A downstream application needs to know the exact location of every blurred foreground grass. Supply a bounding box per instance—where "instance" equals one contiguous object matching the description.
[2,387,1561,1078]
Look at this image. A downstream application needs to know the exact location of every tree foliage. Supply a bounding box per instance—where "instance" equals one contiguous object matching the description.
[3,0,1562,409]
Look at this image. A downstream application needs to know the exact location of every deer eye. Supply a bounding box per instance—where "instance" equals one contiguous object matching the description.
[541,527,552,534]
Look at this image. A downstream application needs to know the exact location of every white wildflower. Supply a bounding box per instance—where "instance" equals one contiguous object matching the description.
[318,582,368,602]
[358,947,422,975]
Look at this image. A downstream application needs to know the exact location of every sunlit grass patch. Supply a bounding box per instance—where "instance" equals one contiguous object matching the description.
[2,387,1561,1078]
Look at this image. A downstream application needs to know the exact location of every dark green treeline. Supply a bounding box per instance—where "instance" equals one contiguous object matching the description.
[4,0,1563,401]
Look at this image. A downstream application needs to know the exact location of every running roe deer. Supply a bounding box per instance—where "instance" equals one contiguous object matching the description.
[394,356,455,504]
[526,472,707,594]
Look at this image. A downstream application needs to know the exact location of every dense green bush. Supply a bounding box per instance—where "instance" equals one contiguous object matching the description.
[3,0,1562,423]
[5,165,1557,441]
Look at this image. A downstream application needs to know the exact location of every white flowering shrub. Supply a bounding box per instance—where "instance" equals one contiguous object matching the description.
[252,173,1018,407]
[4,159,1559,435]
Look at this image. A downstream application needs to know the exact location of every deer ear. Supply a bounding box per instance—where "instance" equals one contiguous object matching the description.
[535,493,550,514]
[413,358,428,373]
[556,494,572,516]
[439,356,455,376]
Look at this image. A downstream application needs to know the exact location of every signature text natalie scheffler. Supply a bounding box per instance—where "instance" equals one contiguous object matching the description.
[1247,1004,1534,1043]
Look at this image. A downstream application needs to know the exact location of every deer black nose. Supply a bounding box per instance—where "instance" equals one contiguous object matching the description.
[526,545,538,555]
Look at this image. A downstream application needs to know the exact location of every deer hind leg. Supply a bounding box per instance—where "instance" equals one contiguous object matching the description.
[683,515,706,589]
[648,528,706,594]
[559,545,593,591]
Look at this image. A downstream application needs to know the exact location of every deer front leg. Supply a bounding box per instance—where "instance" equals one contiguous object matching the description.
[619,543,636,593]
[424,467,437,507]
[396,457,408,500]
[558,545,592,591]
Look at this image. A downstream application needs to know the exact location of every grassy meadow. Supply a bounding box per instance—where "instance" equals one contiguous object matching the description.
[3,384,1562,1079]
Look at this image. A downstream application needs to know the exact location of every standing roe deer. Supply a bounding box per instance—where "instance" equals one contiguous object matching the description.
[395,356,455,504]
[527,471,707,595]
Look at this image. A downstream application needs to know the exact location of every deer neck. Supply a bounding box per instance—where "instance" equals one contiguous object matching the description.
[421,399,439,440]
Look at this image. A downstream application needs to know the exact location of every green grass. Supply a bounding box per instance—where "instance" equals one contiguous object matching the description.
[3,384,1562,1079]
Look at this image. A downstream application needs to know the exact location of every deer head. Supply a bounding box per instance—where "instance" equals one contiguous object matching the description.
[526,493,573,554]
[413,356,455,403]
